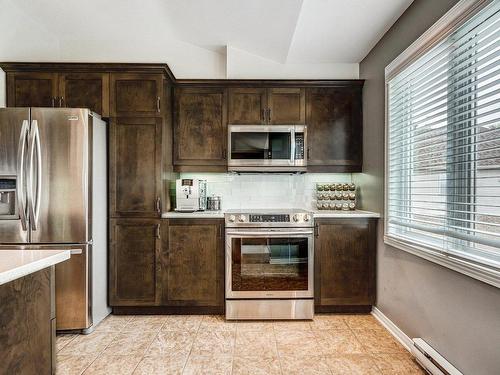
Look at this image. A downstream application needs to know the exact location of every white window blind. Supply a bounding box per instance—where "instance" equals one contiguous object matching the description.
[386,0,500,281]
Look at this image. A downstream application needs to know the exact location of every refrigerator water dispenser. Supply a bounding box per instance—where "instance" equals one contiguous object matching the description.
[0,178,17,218]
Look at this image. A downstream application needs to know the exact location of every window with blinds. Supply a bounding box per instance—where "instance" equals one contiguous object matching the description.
[386,1,500,278]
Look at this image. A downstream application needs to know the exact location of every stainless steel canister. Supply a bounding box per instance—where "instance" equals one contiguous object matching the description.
[207,196,222,211]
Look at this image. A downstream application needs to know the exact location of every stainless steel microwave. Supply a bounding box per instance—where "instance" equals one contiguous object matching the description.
[227,124,307,172]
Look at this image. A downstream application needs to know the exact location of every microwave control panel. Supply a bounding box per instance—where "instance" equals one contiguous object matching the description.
[295,133,304,159]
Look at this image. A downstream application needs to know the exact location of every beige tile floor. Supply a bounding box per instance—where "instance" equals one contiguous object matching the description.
[56,314,427,375]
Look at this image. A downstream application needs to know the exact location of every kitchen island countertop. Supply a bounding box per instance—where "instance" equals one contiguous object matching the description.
[0,249,71,286]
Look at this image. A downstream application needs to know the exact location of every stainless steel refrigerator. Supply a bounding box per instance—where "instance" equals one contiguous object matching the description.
[0,107,110,333]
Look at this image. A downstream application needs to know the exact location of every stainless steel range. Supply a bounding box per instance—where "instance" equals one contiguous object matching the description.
[225,209,314,320]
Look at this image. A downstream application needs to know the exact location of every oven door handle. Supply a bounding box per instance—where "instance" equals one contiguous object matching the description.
[226,230,314,237]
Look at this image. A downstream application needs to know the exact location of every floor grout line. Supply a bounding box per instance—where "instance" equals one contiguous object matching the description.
[180,315,202,374]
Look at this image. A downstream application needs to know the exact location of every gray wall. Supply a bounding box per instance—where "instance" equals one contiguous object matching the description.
[355,1,500,374]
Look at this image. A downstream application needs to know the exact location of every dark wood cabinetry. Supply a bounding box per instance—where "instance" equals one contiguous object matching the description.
[228,87,305,125]
[314,218,376,312]
[174,87,227,171]
[267,87,305,124]
[6,71,110,115]
[7,72,58,107]
[110,73,163,117]
[0,268,55,375]
[109,117,162,217]
[2,63,370,313]
[161,219,224,311]
[110,218,224,313]
[59,73,110,116]
[109,219,161,306]
[306,87,363,172]
[228,87,267,124]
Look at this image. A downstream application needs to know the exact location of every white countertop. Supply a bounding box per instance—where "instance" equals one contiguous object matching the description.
[0,250,71,286]
[162,211,225,218]
[162,209,380,219]
[311,210,381,218]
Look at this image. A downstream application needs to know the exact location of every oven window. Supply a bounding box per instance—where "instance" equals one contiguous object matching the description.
[231,237,309,291]
[231,132,291,160]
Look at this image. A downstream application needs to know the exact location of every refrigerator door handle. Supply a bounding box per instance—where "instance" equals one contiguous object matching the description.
[16,120,29,231]
[27,120,42,230]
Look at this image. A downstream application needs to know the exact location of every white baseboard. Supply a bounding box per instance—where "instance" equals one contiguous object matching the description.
[371,306,413,352]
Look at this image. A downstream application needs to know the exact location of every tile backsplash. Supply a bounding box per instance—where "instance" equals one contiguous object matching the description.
[173,173,353,210]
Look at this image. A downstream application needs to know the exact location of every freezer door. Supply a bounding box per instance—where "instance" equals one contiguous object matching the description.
[29,108,91,243]
[0,244,91,330]
[0,108,30,243]
[55,244,90,330]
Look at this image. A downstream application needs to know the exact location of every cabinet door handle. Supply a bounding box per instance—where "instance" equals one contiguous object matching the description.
[268,108,271,123]
[307,147,311,160]
[155,197,161,213]
[314,223,319,238]
[51,97,56,107]
[157,97,161,113]
[156,224,161,239]
[261,109,265,122]
[59,96,64,107]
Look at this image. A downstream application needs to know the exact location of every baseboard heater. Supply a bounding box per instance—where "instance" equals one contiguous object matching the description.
[412,338,463,375]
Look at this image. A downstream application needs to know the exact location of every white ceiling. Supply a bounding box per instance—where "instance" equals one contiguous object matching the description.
[1,0,413,78]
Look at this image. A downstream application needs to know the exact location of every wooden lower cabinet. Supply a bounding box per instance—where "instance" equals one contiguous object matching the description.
[314,218,376,312]
[161,219,224,311]
[109,219,161,306]
[0,267,55,375]
[110,218,224,314]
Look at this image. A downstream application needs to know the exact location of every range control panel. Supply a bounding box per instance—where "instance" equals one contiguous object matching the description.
[225,210,313,227]
[250,214,290,223]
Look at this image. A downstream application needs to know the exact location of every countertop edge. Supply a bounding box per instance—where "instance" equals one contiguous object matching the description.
[312,210,381,218]
[161,210,380,219]
[161,212,225,219]
[0,250,71,286]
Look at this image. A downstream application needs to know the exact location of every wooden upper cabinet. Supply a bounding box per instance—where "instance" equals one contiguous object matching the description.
[174,87,227,169]
[161,219,224,308]
[7,72,58,107]
[314,218,376,310]
[267,88,305,124]
[110,73,163,117]
[228,87,305,125]
[59,73,110,117]
[306,87,362,172]
[109,218,161,306]
[228,87,267,124]
[109,117,162,217]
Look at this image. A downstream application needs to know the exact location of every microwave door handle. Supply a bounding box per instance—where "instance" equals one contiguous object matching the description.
[16,120,29,231]
[290,128,296,165]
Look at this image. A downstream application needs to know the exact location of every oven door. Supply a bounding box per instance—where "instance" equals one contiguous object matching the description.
[228,125,304,171]
[226,227,314,299]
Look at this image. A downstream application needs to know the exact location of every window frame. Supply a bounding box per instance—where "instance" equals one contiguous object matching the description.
[384,0,500,288]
